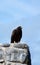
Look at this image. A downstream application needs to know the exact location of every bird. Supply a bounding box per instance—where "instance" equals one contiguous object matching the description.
[11,26,22,43]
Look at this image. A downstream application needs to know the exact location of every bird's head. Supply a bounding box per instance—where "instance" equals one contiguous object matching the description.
[17,26,22,30]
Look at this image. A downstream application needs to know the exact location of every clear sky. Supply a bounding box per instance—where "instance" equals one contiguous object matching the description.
[0,0,40,65]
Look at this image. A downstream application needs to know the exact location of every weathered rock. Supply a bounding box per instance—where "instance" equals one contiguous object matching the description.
[6,62,27,65]
[11,43,28,49]
[2,43,10,47]
[0,63,4,65]
[5,47,27,63]
[0,48,5,63]
[0,43,31,65]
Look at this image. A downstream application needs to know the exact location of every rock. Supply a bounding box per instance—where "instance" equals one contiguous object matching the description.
[5,47,27,63]
[10,43,28,49]
[0,48,4,63]
[0,63,4,65]
[0,43,31,65]
[6,62,27,65]
[2,44,10,47]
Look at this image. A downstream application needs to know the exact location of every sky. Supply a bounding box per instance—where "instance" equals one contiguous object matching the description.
[0,0,40,65]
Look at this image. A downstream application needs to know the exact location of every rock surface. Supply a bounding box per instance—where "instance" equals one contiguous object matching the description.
[0,43,31,65]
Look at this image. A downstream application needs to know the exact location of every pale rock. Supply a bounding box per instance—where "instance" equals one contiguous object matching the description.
[0,43,30,65]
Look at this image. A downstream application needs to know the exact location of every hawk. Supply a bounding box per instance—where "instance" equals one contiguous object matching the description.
[11,26,22,43]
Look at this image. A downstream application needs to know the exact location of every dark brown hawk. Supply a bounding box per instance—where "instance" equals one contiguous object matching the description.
[11,26,22,43]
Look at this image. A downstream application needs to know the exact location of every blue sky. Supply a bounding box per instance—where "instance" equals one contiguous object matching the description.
[0,0,40,65]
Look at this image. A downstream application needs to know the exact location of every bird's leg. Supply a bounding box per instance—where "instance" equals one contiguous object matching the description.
[14,41,16,43]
